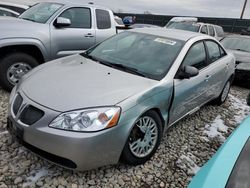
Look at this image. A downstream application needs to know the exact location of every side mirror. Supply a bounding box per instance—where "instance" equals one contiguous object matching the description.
[178,65,199,79]
[54,17,71,27]
[247,93,250,106]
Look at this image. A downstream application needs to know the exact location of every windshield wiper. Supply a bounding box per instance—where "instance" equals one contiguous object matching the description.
[235,49,249,52]
[20,17,36,22]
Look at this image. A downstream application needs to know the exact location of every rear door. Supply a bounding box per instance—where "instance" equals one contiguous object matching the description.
[50,7,95,58]
[203,40,229,99]
[169,41,212,124]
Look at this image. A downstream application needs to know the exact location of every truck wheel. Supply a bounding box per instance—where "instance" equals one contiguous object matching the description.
[121,111,162,165]
[0,53,39,91]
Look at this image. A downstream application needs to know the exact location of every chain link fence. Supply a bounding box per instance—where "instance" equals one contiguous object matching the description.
[115,13,250,33]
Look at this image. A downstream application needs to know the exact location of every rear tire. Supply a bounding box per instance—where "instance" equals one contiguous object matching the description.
[121,111,163,165]
[0,53,39,91]
[212,80,231,105]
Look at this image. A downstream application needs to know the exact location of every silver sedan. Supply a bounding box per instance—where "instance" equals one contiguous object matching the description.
[7,28,235,171]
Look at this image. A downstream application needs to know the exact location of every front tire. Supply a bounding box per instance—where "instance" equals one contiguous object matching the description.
[0,53,39,91]
[121,111,163,165]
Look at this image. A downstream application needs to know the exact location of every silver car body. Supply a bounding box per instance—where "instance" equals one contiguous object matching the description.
[8,29,235,170]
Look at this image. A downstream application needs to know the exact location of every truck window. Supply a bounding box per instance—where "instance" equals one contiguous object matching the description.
[214,26,224,37]
[60,7,91,28]
[200,25,208,34]
[208,25,215,36]
[96,9,111,29]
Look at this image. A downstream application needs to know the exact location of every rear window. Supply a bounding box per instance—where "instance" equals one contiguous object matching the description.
[200,25,208,34]
[208,25,215,36]
[96,9,111,29]
[221,37,250,52]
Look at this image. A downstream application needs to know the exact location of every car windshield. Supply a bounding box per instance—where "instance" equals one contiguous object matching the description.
[19,3,62,23]
[84,32,184,80]
[167,22,200,32]
[221,37,250,52]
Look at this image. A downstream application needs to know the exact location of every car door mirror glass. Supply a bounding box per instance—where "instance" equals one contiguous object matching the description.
[178,65,199,79]
[54,17,71,27]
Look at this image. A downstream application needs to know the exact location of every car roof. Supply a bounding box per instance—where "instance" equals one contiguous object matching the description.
[130,28,207,41]
[0,1,29,9]
[38,1,111,11]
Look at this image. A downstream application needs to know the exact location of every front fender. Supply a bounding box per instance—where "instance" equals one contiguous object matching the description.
[0,38,50,61]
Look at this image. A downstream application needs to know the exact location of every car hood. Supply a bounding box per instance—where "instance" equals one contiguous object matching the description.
[21,55,157,112]
[227,49,250,63]
[0,16,48,39]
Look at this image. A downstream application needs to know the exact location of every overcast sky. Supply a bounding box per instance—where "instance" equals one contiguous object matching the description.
[3,0,250,19]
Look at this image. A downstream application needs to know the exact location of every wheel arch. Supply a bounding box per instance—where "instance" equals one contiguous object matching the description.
[0,39,49,63]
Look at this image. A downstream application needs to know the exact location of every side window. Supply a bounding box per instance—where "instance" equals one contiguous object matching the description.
[205,41,222,63]
[220,47,226,57]
[96,9,111,29]
[60,8,91,28]
[208,25,215,36]
[182,42,207,70]
[200,25,208,34]
[215,26,224,37]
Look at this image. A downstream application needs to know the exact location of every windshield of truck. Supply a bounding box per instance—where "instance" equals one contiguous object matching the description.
[19,3,63,23]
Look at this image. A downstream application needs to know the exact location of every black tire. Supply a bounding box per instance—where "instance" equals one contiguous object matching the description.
[121,110,163,165]
[0,53,39,91]
[212,80,231,105]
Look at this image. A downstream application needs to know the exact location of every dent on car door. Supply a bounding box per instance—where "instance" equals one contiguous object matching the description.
[50,7,96,58]
[204,40,229,98]
[169,41,212,125]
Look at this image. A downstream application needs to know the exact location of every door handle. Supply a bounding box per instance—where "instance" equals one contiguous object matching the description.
[84,33,94,38]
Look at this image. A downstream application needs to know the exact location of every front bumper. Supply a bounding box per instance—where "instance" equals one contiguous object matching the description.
[7,90,130,171]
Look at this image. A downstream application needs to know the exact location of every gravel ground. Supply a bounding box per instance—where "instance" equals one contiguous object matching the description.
[0,86,249,188]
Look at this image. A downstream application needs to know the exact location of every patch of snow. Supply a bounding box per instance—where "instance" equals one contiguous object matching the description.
[228,94,250,124]
[204,115,228,142]
[23,168,48,186]
[176,152,200,175]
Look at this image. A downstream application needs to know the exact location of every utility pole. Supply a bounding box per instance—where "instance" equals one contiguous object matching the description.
[240,0,248,19]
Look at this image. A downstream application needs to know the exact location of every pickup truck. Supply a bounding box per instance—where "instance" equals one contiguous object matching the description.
[0,2,117,91]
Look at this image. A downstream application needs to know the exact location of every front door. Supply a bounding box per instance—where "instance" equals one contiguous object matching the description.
[50,7,95,59]
[169,41,211,124]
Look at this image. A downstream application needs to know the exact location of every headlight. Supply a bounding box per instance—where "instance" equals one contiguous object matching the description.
[49,107,121,132]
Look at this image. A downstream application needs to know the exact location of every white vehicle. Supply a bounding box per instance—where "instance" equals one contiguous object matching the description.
[167,22,225,40]
[166,17,198,27]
